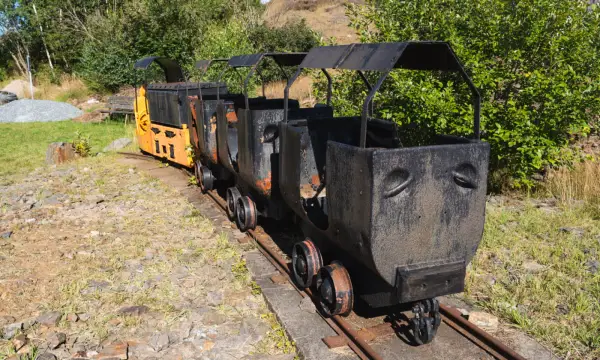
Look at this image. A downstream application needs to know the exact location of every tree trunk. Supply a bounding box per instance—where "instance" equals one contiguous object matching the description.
[9,51,26,76]
[32,3,55,74]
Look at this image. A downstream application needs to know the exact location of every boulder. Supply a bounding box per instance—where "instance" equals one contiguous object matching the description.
[0,91,18,105]
[103,138,132,152]
[1,79,33,99]
[46,142,78,165]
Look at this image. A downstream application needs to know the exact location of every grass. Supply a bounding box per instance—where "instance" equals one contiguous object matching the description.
[260,76,316,108]
[0,120,134,178]
[3,74,91,103]
[466,160,600,359]
[253,313,297,356]
[33,75,90,103]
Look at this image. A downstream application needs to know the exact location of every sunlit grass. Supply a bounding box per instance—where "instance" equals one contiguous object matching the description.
[467,200,600,359]
[0,120,134,178]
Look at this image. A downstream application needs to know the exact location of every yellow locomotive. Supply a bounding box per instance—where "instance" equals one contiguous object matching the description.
[133,56,227,168]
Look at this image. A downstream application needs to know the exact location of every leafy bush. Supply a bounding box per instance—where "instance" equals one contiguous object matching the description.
[72,131,91,157]
[197,17,319,93]
[333,0,600,189]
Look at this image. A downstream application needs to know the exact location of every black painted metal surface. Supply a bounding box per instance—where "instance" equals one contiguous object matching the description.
[134,56,185,83]
[278,42,490,308]
[146,83,226,128]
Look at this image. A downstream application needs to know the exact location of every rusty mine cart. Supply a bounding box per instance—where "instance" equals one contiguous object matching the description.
[279,42,490,344]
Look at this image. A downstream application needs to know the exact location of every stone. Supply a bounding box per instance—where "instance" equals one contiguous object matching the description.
[206,291,224,306]
[66,313,79,322]
[96,342,128,360]
[559,227,585,237]
[108,318,122,326]
[299,297,316,313]
[36,353,57,360]
[46,142,78,165]
[17,345,33,355]
[78,313,91,322]
[522,261,545,273]
[149,332,170,352]
[457,308,470,317]
[47,332,67,349]
[202,311,227,326]
[90,230,100,237]
[12,334,27,351]
[0,315,16,327]
[129,342,157,359]
[22,318,37,330]
[103,138,132,152]
[161,341,199,359]
[2,322,23,340]
[66,335,79,349]
[586,260,599,274]
[1,231,12,239]
[117,305,149,316]
[556,304,569,315]
[468,311,499,332]
[37,311,63,327]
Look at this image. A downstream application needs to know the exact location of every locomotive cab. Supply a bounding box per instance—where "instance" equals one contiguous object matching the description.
[133,56,228,168]
[280,42,490,344]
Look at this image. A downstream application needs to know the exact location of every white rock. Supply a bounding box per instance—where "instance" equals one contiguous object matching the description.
[468,311,499,332]
[522,261,545,273]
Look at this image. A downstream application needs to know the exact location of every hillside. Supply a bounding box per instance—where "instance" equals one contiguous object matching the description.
[263,0,364,44]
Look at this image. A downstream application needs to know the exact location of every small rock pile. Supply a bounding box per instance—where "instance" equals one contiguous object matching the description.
[0,99,83,123]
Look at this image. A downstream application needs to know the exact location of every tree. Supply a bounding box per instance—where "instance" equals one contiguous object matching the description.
[335,0,600,188]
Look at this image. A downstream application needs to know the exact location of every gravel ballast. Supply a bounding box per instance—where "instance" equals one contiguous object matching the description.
[0,99,83,123]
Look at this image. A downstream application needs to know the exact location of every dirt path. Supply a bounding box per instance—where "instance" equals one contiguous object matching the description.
[0,155,295,360]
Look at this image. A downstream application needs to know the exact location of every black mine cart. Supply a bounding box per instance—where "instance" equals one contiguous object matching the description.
[214,53,332,229]
[279,42,490,344]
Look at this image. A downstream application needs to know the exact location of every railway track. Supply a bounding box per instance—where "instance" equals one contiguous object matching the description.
[119,151,526,360]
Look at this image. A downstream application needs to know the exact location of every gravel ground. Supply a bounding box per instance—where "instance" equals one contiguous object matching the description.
[0,99,82,123]
[0,155,295,360]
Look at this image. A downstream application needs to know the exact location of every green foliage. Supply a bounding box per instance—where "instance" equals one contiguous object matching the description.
[73,131,92,157]
[196,17,319,92]
[334,0,600,189]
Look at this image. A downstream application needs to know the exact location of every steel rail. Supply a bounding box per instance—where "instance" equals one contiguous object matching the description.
[439,305,526,360]
[204,189,381,360]
[117,151,525,360]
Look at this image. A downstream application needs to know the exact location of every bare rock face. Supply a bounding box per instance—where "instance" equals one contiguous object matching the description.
[46,142,78,165]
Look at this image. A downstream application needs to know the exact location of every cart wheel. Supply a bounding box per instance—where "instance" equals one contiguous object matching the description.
[316,261,353,317]
[226,187,242,220]
[411,316,435,345]
[410,298,440,345]
[199,166,214,193]
[236,196,257,231]
[292,239,323,288]
[194,161,203,186]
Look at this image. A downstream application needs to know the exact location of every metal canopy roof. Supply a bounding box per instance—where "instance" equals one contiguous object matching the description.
[194,58,229,72]
[228,53,308,68]
[299,42,463,72]
[133,56,185,83]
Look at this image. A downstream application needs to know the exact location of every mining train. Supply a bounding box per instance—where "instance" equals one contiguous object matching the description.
[133,42,490,344]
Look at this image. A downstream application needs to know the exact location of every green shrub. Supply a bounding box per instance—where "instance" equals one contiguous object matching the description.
[329,0,600,189]
[73,131,92,157]
[196,18,319,93]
